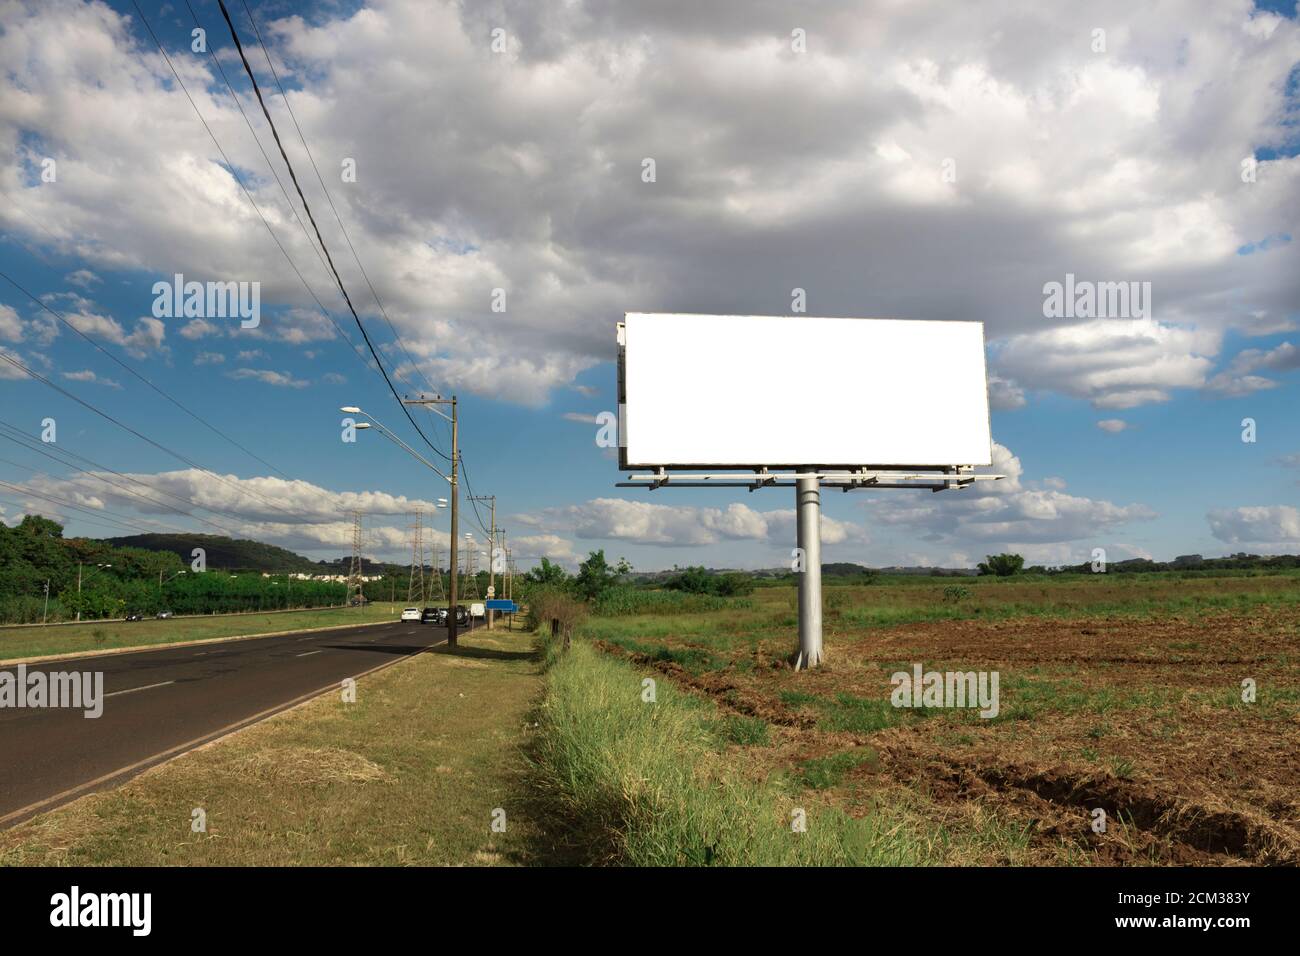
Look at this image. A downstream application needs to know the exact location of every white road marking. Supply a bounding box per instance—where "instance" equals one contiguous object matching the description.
[296,650,321,657]
[105,680,175,699]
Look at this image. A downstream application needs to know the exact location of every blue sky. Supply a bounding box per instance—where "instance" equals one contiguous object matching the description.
[2,0,1298,571]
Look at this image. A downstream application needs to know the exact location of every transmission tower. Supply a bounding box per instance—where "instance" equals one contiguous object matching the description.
[430,542,445,601]
[462,538,481,599]
[407,510,425,605]
[346,511,365,605]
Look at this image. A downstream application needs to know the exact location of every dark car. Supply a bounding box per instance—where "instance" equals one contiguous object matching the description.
[454,605,469,626]
[420,607,440,623]
[125,612,143,622]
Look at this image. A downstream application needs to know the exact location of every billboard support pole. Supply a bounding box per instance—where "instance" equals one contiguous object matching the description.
[794,475,824,670]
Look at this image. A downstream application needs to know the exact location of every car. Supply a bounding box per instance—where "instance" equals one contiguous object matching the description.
[400,607,421,622]
[124,612,143,622]
[454,605,469,626]
[155,610,172,619]
[420,607,440,623]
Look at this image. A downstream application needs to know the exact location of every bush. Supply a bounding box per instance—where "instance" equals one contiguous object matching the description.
[664,566,755,597]
[977,553,1025,577]
[525,587,588,635]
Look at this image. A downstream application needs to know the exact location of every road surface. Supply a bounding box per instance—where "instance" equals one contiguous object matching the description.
[0,618,468,827]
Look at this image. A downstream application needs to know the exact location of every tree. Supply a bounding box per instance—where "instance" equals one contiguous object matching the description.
[524,556,570,588]
[977,553,1024,577]
[573,549,631,601]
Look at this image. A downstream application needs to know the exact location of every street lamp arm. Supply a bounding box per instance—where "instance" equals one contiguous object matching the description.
[349,407,452,484]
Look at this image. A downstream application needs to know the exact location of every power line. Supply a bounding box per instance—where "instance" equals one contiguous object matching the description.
[0,266,290,480]
[213,0,451,465]
[237,0,451,462]
[127,1,391,401]
[0,422,254,536]
[0,348,305,521]
[0,474,184,537]
[181,0,336,293]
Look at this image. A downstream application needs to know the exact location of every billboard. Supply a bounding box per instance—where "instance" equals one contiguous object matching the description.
[618,313,992,469]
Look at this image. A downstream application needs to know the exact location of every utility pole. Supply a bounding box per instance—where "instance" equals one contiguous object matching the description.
[400,395,460,647]
[469,494,496,628]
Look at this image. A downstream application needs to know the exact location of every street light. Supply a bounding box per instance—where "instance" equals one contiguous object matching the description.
[75,562,112,623]
[341,400,464,647]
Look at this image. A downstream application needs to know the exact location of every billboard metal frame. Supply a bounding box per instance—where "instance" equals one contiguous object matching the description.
[615,316,1004,670]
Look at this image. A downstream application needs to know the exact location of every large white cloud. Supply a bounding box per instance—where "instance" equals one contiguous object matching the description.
[519,496,863,548]
[1,0,1297,408]
[3,466,449,558]
[1207,505,1300,552]
[858,442,1157,562]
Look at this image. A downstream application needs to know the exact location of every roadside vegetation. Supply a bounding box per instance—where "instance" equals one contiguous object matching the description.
[530,635,926,865]
[0,603,396,662]
[526,558,1300,865]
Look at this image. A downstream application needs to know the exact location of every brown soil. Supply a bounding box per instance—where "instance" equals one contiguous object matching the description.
[598,607,1300,866]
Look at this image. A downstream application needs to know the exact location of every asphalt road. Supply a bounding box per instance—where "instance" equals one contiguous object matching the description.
[0,618,467,827]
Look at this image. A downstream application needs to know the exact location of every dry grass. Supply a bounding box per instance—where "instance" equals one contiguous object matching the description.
[0,627,547,866]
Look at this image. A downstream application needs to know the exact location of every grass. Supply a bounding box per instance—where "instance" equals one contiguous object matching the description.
[0,626,547,866]
[529,636,928,865]
[0,604,397,662]
[797,748,880,789]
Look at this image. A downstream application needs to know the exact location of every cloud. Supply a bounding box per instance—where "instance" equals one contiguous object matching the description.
[179,319,222,340]
[1205,341,1300,395]
[0,346,29,380]
[0,305,22,343]
[60,369,121,388]
[523,497,862,547]
[1096,418,1128,432]
[562,412,601,423]
[2,0,1296,408]
[861,442,1156,556]
[227,368,310,388]
[193,350,225,365]
[1,467,447,559]
[511,533,579,564]
[1208,505,1300,552]
[65,269,99,288]
[994,319,1219,409]
[987,374,1026,410]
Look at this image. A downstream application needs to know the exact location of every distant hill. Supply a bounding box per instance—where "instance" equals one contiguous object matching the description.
[100,533,320,572]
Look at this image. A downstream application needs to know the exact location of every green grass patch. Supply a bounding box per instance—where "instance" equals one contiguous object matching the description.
[718,714,770,747]
[797,748,879,789]
[0,604,397,662]
[531,639,927,865]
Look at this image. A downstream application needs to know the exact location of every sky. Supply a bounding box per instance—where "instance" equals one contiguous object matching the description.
[1,0,1298,572]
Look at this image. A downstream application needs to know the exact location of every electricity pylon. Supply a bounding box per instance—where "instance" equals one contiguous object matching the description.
[346,511,364,606]
[430,542,445,601]
[407,510,425,605]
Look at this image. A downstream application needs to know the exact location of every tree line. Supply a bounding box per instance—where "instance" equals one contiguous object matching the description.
[0,516,348,624]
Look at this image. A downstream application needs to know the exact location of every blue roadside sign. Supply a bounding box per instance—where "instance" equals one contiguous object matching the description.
[485,599,517,612]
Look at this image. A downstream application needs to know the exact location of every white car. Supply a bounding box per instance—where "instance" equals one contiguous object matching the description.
[400,607,421,622]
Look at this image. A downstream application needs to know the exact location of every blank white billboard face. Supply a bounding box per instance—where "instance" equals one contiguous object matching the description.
[620,313,992,468]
